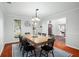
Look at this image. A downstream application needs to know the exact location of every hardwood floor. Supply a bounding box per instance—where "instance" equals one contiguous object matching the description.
[54,39,79,57]
[0,44,12,57]
[0,37,79,57]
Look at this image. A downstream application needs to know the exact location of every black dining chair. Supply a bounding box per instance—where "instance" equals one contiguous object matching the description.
[22,38,36,57]
[25,32,30,35]
[40,36,55,57]
[38,32,41,35]
[18,35,23,50]
[42,33,46,36]
[18,35,30,51]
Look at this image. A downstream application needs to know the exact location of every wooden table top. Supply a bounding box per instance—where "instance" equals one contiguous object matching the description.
[24,35,49,46]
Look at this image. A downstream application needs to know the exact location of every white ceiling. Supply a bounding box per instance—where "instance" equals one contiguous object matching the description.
[0,2,79,19]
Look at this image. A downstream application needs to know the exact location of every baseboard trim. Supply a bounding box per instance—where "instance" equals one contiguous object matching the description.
[66,44,79,50]
[5,42,19,45]
[0,43,4,56]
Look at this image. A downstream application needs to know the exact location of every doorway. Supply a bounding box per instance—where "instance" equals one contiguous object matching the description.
[56,17,66,43]
[51,17,66,44]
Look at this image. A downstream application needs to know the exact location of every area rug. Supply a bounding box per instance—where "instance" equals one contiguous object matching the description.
[12,44,72,57]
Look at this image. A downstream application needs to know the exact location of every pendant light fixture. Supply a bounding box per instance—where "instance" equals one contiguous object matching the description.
[32,9,40,21]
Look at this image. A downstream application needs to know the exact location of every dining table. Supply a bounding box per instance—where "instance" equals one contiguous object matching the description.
[24,34,52,46]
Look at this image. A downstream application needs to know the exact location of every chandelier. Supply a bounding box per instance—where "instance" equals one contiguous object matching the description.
[32,9,40,22]
[32,9,40,37]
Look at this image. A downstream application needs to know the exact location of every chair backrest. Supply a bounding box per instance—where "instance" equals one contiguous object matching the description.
[49,34,54,37]
[38,32,41,35]
[25,32,30,35]
[22,38,30,47]
[48,36,55,47]
[42,33,46,36]
[28,32,30,34]
[19,35,23,43]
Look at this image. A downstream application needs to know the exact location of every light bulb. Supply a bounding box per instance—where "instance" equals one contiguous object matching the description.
[35,17,40,21]
[32,19,35,21]
[35,22,37,25]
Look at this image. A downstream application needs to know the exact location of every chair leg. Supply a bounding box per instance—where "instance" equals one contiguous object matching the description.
[30,50,33,56]
[31,50,32,54]
[26,51,28,57]
[19,44,20,47]
[46,52,48,57]
[20,46,22,51]
[34,50,36,57]
[20,44,23,51]
[40,49,42,57]
[22,49,25,57]
[52,50,54,57]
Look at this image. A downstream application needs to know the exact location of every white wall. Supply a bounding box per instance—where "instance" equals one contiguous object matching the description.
[0,8,4,55]
[21,20,32,35]
[42,9,79,50]
[4,14,32,43]
[42,21,48,34]
[66,9,79,50]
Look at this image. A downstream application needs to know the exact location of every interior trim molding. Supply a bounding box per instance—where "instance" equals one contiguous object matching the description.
[0,43,4,56]
[66,44,79,50]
